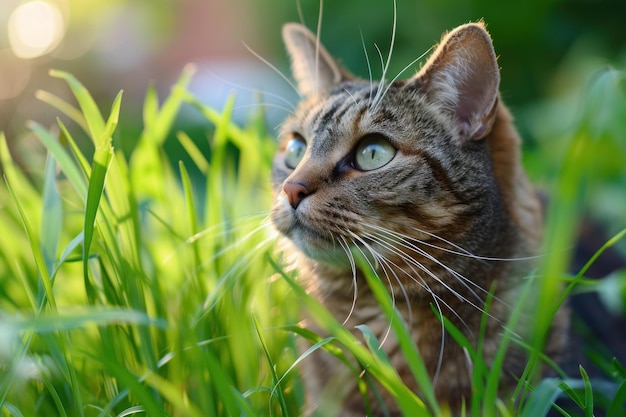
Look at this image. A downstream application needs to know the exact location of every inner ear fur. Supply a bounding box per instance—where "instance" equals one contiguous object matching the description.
[282,23,352,97]
[411,22,500,141]
[283,23,346,97]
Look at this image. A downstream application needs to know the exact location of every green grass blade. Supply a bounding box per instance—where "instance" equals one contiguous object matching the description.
[142,372,204,417]
[1,403,25,417]
[580,366,594,417]
[9,308,164,333]
[82,90,122,300]
[519,378,563,417]
[356,324,393,365]
[142,83,159,129]
[353,250,439,414]
[1,136,56,311]
[131,66,194,201]
[179,161,202,274]
[576,228,626,280]
[41,154,63,276]
[141,64,195,146]
[81,352,169,417]
[607,379,626,417]
[253,316,289,415]
[57,118,92,176]
[269,255,430,416]
[49,69,106,140]
[203,349,251,417]
[177,131,210,174]
[35,89,88,133]
[28,121,88,199]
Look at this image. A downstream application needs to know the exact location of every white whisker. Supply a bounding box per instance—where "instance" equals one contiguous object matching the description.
[161,213,269,263]
[356,226,514,336]
[348,233,397,348]
[199,231,277,317]
[371,0,397,110]
[243,42,300,98]
[359,222,523,311]
[371,217,541,262]
[205,69,296,113]
[313,0,324,97]
[233,102,295,117]
[361,226,487,304]
[377,46,433,107]
[338,235,359,325]
[359,29,375,105]
[343,88,359,107]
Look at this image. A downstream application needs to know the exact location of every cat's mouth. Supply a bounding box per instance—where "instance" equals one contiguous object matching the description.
[288,219,347,262]
[271,198,352,266]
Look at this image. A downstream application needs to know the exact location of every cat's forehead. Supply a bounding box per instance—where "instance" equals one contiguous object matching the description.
[286,80,425,156]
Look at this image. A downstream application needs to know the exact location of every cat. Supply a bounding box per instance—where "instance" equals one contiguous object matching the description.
[270,21,569,416]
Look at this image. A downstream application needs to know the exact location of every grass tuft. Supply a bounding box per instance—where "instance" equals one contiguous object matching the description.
[0,66,624,416]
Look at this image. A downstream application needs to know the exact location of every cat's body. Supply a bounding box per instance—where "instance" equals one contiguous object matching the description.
[271,22,568,415]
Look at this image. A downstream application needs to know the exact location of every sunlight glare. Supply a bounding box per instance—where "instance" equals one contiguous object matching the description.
[8,1,66,59]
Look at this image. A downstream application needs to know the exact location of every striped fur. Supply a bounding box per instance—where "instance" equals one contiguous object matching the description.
[271,22,568,416]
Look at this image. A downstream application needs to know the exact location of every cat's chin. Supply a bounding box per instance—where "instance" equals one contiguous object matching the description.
[287,227,351,269]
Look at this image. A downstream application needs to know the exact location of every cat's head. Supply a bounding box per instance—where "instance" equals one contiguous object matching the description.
[271,22,512,279]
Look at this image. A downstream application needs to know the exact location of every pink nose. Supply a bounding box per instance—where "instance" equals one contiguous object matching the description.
[283,181,311,209]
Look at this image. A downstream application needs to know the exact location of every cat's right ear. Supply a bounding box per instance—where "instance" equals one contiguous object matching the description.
[410,22,500,141]
[282,23,350,97]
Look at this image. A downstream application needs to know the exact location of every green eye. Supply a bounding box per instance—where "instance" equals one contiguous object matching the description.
[284,136,307,169]
[354,134,396,171]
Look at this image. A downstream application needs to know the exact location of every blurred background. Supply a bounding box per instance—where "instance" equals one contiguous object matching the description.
[1,0,625,136]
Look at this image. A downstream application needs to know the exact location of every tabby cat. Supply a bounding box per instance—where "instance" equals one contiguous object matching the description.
[270,21,568,416]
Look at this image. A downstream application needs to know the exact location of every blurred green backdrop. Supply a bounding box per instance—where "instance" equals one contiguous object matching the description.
[2,0,625,130]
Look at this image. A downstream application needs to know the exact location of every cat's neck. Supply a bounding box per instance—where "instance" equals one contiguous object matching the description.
[487,101,543,249]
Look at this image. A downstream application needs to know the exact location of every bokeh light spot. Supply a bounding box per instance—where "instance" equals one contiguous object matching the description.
[8,1,66,59]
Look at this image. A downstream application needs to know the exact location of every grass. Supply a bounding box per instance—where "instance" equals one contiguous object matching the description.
[0,64,625,416]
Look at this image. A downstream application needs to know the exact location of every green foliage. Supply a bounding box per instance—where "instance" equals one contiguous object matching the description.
[0,68,298,416]
[1,64,625,416]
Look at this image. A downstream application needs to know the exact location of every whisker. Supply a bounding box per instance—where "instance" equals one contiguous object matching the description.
[371,0,397,110]
[371,43,387,109]
[313,0,324,97]
[199,231,278,315]
[343,88,359,107]
[205,69,296,113]
[348,233,398,348]
[361,227,487,304]
[349,228,471,377]
[360,222,525,311]
[361,229,476,303]
[296,0,305,27]
[377,46,433,107]
[359,28,375,105]
[243,42,300,98]
[370,218,541,262]
[338,235,359,325]
[358,228,515,336]
[233,102,296,117]
[162,212,269,263]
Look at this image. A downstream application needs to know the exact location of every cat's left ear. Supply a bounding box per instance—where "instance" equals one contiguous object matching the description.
[282,23,351,97]
[411,22,500,141]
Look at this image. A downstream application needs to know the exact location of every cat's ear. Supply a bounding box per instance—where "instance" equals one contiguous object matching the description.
[282,23,350,97]
[412,22,500,141]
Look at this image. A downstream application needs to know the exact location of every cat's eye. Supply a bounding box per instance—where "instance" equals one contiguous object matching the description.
[354,134,396,171]
[284,135,307,169]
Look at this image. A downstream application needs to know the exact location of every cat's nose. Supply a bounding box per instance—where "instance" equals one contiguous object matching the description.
[283,181,311,209]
